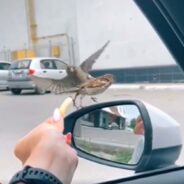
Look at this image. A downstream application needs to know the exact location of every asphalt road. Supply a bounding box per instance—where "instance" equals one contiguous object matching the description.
[0,87,184,183]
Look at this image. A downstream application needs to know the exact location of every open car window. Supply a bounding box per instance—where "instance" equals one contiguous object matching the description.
[0,0,184,184]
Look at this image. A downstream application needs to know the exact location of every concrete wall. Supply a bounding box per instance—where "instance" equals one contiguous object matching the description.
[33,0,79,64]
[0,0,28,50]
[0,0,176,68]
[75,0,176,68]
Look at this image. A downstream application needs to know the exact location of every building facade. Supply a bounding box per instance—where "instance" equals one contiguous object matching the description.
[0,0,183,83]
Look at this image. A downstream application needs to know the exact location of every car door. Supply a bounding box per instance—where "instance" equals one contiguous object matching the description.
[38,59,67,80]
[53,59,68,79]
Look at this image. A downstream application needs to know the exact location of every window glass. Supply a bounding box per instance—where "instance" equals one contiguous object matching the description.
[10,60,31,69]
[40,60,56,69]
[0,63,10,70]
[54,60,67,70]
[0,1,184,184]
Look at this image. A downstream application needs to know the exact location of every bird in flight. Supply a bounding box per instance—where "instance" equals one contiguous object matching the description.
[32,40,113,107]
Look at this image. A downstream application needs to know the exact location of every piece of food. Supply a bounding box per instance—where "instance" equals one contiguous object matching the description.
[59,97,73,116]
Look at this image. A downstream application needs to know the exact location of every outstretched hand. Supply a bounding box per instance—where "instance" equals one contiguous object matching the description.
[14,108,78,184]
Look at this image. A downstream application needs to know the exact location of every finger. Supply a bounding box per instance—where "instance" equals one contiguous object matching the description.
[47,108,64,131]
[53,108,62,121]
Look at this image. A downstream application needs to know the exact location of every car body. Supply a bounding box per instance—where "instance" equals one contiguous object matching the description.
[0,60,11,90]
[8,57,67,94]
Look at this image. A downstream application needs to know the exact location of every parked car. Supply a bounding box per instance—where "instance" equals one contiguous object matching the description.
[0,60,11,90]
[8,57,67,94]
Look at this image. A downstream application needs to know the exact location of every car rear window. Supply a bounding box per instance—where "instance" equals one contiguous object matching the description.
[0,63,11,70]
[10,60,31,69]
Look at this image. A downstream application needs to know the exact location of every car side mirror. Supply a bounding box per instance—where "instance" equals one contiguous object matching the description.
[64,100,182,172]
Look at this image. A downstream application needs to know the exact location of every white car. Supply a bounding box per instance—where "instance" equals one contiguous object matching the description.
[0,61,11,90]
[8,57,67,94]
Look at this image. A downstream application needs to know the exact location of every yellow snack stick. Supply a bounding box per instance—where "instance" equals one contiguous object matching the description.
[59,97,73,117]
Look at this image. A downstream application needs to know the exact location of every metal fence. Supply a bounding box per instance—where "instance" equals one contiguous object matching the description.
[0,38,75,65]
[0,48,12,61]
[34,41,73,64]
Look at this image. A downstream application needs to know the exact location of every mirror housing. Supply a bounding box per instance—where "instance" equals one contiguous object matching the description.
[64,100,182,172]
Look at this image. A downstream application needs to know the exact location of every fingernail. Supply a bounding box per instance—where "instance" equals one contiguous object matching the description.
[66,133,72,145]
[53,108,61,121]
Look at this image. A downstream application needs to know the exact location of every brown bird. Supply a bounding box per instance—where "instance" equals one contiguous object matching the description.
[72,74,114,108]
[31,41,113,107]
[32,40,110,94]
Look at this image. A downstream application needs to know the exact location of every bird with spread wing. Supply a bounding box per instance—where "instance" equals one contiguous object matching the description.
[32,40,114,108]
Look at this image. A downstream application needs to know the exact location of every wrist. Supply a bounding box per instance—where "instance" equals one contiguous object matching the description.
[9,166,63,184]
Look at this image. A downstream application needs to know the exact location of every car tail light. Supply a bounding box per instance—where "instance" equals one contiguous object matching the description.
[29,69,35,76]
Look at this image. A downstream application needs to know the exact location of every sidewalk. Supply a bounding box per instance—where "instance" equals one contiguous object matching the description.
[110,83,184,90]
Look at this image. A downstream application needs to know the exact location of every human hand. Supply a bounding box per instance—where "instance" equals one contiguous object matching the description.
[14,108,78,184]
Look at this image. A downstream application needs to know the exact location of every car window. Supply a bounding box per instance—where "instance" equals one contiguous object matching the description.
[40,59,56,69]
[0,63,10,70]
[53,60,67,70]
[0,1,184,184]
[10,60,31,69]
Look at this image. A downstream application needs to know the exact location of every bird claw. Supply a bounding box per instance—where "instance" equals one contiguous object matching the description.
[72,99,83,109]
[72,98,80,109]
[91,97,98,102]
[73,102,83,109]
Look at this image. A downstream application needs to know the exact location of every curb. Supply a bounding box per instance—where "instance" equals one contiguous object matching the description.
[110,83,184,90]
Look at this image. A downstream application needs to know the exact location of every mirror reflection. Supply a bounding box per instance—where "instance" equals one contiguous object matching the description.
[73,104,145,165]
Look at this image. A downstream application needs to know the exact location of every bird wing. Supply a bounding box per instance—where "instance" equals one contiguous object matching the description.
[32,75,80,94]
[32,76,53,90]
[80,40,110,73]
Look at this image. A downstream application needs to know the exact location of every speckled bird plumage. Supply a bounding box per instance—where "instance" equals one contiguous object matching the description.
[32,41,113,107]
[73,74,114,108]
